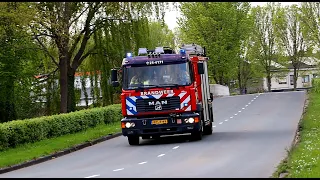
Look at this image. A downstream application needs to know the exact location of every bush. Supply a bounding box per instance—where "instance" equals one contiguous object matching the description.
[0,104,121,151]
[312,78,320,93]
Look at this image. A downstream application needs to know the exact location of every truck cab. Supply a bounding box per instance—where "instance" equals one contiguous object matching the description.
[111,44,214,145]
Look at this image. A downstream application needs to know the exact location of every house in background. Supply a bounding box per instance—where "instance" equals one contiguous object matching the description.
[74,71,102,107]
[263,57,319,91]
[33,71,103,107]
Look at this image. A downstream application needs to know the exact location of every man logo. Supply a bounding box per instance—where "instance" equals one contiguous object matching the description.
[148,100,167,111]
[155,103,162,111]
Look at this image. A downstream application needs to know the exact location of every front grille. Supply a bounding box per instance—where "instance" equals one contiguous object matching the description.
[136,96,180,113]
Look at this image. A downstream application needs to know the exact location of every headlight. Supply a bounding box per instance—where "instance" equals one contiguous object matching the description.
[188,117,195,123]
[125,122,131,128]
[125,122,135,128]
[184,117,195,123]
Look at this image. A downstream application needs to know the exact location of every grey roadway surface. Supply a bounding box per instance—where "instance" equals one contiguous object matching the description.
[0,91,306,178]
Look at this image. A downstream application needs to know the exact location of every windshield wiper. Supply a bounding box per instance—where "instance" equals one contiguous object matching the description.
[128,84,160,90]
[143,84,161,88]
[159,83,180,87]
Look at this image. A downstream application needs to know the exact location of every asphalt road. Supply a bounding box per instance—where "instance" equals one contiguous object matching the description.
[0,91,306,178]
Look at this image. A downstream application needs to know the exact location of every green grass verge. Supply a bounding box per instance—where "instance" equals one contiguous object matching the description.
[0,122,121,169]
[273,90,320,178]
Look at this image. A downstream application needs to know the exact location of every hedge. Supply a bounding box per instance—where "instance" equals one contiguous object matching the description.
[312,78,320,93]
[0,104,122,151]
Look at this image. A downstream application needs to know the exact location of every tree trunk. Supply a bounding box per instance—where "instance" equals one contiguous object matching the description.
[237,65,244,95]
[219,74,224,85]
[293,67,297,91]
[67,72,76,112]
[59,57,68,113]
[267,74,272,92]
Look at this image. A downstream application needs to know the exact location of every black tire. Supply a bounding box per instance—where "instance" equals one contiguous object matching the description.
[191,121,203,141]
[128,136,139,145]
[203,122,213,135]
[204,104,213,135]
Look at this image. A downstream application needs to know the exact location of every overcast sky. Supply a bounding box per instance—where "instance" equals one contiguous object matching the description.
[164,2,299,31]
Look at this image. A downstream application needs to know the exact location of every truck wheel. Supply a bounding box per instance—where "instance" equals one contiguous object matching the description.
[128,136,139,145]
[204,105,213,135]
[203,122,213,135]
[191,122,203,141]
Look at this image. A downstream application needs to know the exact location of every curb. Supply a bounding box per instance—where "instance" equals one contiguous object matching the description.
[0,132,122,174]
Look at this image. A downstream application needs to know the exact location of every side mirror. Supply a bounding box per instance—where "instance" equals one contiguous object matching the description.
[197,62,204,74]
[111,69,119,87]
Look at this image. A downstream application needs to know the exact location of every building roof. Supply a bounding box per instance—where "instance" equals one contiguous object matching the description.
[286,61,316,69]
[270,56,319,71]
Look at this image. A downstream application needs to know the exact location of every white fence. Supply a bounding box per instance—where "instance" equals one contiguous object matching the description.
[209,84,230,97]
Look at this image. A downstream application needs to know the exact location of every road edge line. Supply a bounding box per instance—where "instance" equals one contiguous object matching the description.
[0,132,122,175]
[271,90,309,178]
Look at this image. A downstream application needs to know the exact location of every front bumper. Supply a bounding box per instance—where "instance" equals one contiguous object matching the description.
[121,113,200,137]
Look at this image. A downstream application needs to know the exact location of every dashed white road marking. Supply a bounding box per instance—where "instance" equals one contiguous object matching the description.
[85,175,100,178]
[158,154,165,157]
[173,146,179,150]
[113,168,124,172]
[138,161,147,165]
[211,94,263,130]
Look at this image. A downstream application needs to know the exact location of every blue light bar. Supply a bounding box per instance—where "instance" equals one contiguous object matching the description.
[180,49,186,55]
[126,52,132,58]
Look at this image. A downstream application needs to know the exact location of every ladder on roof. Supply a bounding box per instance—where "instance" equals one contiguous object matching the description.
[138,47,176,56]
[180,43,205,56]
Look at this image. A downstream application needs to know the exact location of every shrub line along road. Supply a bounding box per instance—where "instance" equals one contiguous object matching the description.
[0,91,306,178]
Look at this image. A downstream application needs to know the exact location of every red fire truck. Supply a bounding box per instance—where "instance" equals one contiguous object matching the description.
[111,44,214,145]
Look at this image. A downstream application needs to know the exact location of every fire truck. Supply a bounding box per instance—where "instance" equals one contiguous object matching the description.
[111,44,214,145]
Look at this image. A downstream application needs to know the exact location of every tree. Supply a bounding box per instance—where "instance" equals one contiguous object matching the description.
[250,3,280,92]
[30,2,168,113]
[0,2,43,122]
[274,4,310,90]
[234,2,254,94]
[178,2,251,85]
[300,3,320,50]
[147,21,175,49]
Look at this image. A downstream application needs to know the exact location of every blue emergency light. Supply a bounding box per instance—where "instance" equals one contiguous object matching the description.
[180,49,186,55]
[126,52,132,58]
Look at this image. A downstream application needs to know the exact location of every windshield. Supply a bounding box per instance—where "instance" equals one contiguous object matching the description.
[123,62,192,90]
